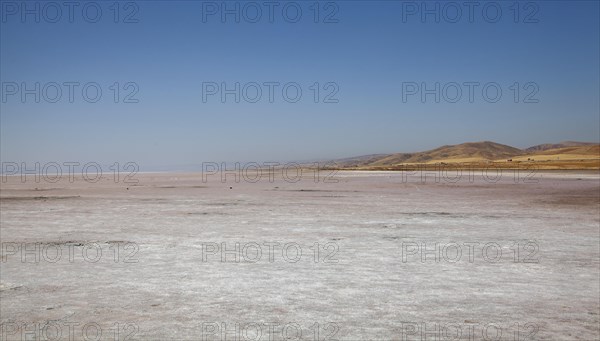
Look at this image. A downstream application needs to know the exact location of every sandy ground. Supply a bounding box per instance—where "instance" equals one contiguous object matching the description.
[1,170,599,340]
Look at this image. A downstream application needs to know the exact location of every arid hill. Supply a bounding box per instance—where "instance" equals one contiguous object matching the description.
[335,141,522,167]
[510,145,600,162]
[380,141,522,165]
[524,141,596,153]
[331,141,600,170]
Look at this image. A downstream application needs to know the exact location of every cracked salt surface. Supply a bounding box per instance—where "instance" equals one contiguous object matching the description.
[0,171,598,340]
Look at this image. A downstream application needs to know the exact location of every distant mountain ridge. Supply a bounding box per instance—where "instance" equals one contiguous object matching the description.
[333,141,599,168]
[524,141,596,152]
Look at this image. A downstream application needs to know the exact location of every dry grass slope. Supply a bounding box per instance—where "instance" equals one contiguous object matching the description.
[333,141,600,170]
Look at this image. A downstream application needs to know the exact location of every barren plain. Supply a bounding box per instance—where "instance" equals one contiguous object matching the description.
[1,170,599,340]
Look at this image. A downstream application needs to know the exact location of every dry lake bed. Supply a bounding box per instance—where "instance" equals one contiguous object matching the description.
[1,170,599,340]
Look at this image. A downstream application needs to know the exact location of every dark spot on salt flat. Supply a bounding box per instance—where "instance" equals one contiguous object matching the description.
[382,224,404,229]
[62,241,85,246]
[407,212,452,216]
[205,202,239,206]
[308,195,347,198]
[153,185,207,189]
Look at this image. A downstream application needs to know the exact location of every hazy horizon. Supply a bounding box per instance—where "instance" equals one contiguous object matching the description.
[2,1,599,168]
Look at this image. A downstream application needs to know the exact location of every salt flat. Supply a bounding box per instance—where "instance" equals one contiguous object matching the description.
[1,170,599,340]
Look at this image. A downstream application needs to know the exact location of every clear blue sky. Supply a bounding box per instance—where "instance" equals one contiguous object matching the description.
[1,1,599,170]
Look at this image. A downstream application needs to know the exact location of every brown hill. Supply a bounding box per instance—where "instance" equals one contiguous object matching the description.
[510,145,600,161]
[333,141,599,169]
[336,141,522,167]
[385,141,521,164]
[524,141,596,153]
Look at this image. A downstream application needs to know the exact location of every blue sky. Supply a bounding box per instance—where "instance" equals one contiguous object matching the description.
[1,1,599,169]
